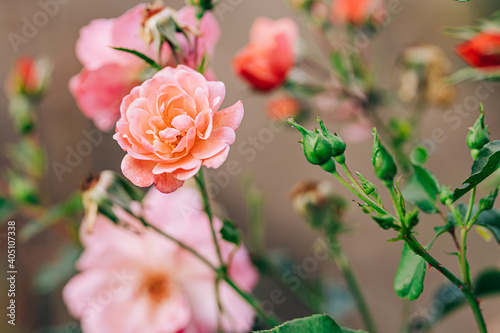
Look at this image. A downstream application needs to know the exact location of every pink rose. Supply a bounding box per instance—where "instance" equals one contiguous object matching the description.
[114,65,243,193]
[70,4,169,131]
[175,6,220,69]
[63,186,258,333]
[233,17,298,91]
[70,4,220,131]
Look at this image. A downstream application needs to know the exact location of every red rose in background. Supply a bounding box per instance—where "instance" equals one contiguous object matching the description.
[330,0,385,27]
[455,31,500,69]
[233,17,298,91]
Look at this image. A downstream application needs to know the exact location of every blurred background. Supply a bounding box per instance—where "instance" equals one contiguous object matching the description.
[1,0,500,332]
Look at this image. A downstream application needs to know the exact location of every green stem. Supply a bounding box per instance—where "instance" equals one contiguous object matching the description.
[464,187,477,225]
[139,216,281,328]
[340,162,365,194]
[223,276,281,328]
[460,228,473,289]
[329,238,378,333]
[403,234,487,333]
[460,187,476,289]
[195,169,224,267]
[448,203,464,228]
[388,185,405,225]
[332,170,389,217]
[139,217,216,271]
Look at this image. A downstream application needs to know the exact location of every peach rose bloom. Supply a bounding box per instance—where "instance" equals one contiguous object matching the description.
[267,96,300,121]
[330,0,385,26]
[114,65,243,193]
[63,186,258,333]
[233,17,299,91]
[70,4,220,131]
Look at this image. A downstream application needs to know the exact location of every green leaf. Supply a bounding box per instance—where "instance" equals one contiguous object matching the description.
[394,243,427,300]
[403,166,440,213]
[453,141,500,202]
[413,269,500,329]
[443,25,481,39]
[283,80,324,99]
[33,244,81,294]
[475,208,500,244]
[447,203,500,245]
[447,67,500,84]
[330,52,350,84]
[20,193,83,241]
[254,314,365,333]
[112,47,162,71]
[0,196,16,223]
[220,219,241,245]
[409,146,428,166]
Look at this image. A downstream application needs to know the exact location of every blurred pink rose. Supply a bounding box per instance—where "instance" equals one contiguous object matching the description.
[63,186,258,333]
[70,4,169,131]
[70,4,220,131]
[175,6,220,69]
[330,0,385,27]
[233,17,298,91]
[341,118,373,143]
[114,65,243,193]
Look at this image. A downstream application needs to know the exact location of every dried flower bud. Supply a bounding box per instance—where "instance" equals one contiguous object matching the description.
[290,179,347,233]
[81,171,145,232]
[466,106,490,152]
[372,129,397,184]
[398,44,455,107]
[288,118,334,166]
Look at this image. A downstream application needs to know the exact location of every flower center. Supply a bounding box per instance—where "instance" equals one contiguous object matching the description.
[141,272,171,304]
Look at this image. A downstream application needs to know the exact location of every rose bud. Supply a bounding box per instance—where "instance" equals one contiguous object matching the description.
[455,31,500,70]
[317,116,346,158]
[4,56,51,98]
[266,95,301,121]
[466,106,490,153]
[288,118,334,167]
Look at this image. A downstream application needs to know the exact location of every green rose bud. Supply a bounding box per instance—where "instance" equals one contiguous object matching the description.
[317,116,346,158]
[372,129,398,184]
[288,118,334,166]
[357,172,376,195]
[410,145,428,166]
[439,186,453,205]
[479,188,498,212]
[466,106,490,152]
[406,208,420,229]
